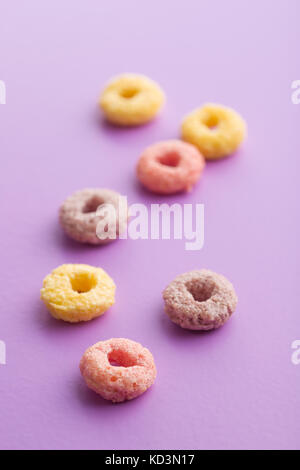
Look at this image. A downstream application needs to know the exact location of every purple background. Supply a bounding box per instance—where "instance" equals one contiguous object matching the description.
[0,0,299,450]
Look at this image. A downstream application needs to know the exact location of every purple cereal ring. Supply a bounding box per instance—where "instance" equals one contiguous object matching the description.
[163,269,237,330]
[136,140,205,194]
[80,338,157,403]
[59,188,127,244]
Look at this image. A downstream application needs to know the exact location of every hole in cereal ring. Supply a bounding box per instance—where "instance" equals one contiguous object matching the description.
[82,196,104,214]
[108,349,137,368]
[185,278,215,303]
[70,272,97,294]
[203,113,219,130]
[120,87,139,99]
[158,152,180,168]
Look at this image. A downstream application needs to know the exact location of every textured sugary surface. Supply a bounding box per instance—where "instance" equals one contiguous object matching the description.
[163,269,238,330]
[59,188,127,244]
[136,140,205,194]
[181,104,247,159]
[100,74,165,126]
[41,264,116,322]
[80,338,157,402]
[1,0,299,451]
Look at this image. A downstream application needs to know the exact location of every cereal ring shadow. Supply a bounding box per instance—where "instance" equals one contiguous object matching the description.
[53,224,124,255]
[133,178,200,203]
[75,375,155,409]
[93,107,160,134]
[159,306,232,340]
[204,148,244,166]
[37,301,113,333]
[75,377,114,408]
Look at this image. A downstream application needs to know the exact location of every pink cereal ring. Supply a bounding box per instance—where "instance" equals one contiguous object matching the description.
[59,188,127,245]
[80,338,157,403]
[163,269,238,330]
[136,140,205,194]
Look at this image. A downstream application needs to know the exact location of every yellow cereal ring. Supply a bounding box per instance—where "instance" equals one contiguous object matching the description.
[40,264,115,323]
[99,74,165,126]
[181,103,246,160]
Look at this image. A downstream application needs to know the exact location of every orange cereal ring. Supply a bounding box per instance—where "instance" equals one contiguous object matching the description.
[99,74,165,126]
[40,264,115,323]
[181,103,246,159]
[136,140,205,194]
[80,338,157,403]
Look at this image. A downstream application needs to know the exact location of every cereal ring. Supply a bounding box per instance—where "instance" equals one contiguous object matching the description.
[163,269,237,330]
[41,264,115,322]
[80,338,157,402]
[99,74,165,126]
[59,188,127,245]
[181,103,246,160]
[136,140,205,194]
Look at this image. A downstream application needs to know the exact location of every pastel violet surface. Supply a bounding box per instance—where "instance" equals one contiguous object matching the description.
[0,0,299,450]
